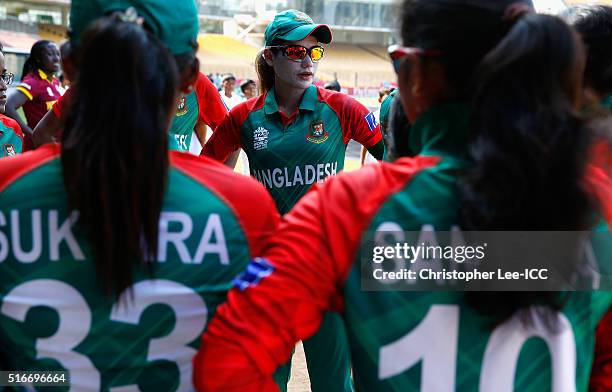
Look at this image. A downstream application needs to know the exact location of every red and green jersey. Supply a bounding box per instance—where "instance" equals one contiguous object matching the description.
[168,72,227,152]
[194,102,612,391]
[202,85,383,214]
[0,145,278,391]
[0,114,23,157]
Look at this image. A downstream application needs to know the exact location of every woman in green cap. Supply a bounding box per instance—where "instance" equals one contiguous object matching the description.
[202,9,385,392]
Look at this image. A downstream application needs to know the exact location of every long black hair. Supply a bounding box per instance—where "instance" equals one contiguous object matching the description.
[462,13,591,322]
[399,0,593,324]
[21,40,54,79]
[463,13,589,230]
[61,16,178,296]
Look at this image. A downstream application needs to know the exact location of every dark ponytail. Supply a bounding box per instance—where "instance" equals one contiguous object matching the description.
[462,13,589,230]
[22,40,53,79]
[61,17,179,296]
[256,49,275,93]
[461,14,592,322]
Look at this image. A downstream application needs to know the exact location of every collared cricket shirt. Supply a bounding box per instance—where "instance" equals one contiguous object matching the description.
[203,85,382,214]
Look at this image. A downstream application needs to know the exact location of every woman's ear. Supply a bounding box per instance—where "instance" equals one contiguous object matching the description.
[179,57,200,95]
[263,49,274,67]
[398,53,423,121]
[399,54,450,122]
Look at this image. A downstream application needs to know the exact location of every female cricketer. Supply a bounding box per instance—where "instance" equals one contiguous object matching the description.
[202,10,384,215]
[202,10,386,392]
[4,40,61,151]
[0,2,277,391]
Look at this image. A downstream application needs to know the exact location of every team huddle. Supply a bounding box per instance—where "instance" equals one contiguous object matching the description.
[0,0,610,391]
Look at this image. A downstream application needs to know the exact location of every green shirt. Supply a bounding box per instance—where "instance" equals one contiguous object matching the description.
[0,114,23,157]
[203,85,383,214]
[167,73,227,152]
[0,146,278,391]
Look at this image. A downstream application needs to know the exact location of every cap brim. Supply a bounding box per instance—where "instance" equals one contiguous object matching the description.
[280,24,332,44]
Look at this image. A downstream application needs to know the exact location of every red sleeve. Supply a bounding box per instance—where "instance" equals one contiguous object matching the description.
[591,308,612,392]
[52,88,73,119]
[0,144,60,191]
[194,72,227,131]
[201,96,264,162]
[586,164,612,229]
[318,88,383,148]
[590,138,611,177]
[193,156,440,391]
[170,151,279,255]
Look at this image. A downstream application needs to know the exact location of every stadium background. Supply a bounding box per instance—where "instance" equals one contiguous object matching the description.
[0,0,609,390]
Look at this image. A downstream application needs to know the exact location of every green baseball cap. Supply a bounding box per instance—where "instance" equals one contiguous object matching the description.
[70,0,199,55]
[264,10,332,46]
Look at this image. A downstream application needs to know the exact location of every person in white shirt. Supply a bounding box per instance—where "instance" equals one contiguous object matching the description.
[219,74,245,110]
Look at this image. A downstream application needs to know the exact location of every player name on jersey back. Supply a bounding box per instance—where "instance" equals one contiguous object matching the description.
[0,209,229,264]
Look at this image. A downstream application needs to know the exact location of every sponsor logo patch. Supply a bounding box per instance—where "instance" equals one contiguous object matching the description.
[233,257,274,291]
[293,11,312,23]
[365,112,378,132]
[3,144,16,156]
[176,97,188,116]
[254,126,269,151]
[306,120,329,144]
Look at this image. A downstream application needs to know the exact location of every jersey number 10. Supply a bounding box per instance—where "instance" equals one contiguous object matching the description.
[379,305,576,391]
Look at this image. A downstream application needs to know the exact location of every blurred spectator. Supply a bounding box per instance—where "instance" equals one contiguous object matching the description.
[378,87,396,104]
[4,40,61,151]
[219,73,244,110]
[240,78,257,99]
[59,41,75,91]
